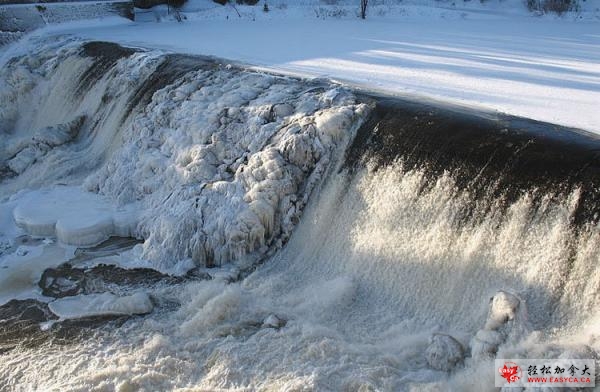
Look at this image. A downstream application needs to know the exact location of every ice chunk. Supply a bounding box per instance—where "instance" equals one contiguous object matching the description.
[471,290,530,360]
[6,117,85,174]
[262,314,286,329]
[12,186,138,247]
[314,107,353,142]
[0,243,70,305]
[48,292,153,320]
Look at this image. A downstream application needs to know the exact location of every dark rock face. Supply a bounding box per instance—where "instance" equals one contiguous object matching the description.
[0,298,132,353]
[0,300,57,353]
[39,264,186,298]
[77,42,138,95]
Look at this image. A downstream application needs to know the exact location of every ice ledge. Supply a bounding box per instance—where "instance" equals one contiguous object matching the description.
[12,186,138,247]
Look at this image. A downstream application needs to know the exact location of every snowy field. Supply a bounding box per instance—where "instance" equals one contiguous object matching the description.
[4,0,600,132]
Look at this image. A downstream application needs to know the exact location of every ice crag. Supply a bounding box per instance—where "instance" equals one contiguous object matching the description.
[12,186,137,246]
[1,37,370,272]
[84,67,369,270]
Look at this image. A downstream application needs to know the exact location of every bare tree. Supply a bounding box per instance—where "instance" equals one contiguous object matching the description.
[360,0,368,19]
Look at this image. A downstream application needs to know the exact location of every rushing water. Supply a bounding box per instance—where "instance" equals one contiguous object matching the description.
[0,37,599,391]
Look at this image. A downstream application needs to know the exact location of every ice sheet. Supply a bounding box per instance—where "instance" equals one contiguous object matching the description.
[48,291,153,319]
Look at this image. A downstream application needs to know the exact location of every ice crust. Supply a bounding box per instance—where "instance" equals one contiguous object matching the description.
[48,292,153,319]
[82,62,368,269]
[12,186,137,247]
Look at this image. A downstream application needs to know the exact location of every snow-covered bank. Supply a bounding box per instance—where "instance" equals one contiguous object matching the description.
[0,0,133,45]
[19,0,600,133]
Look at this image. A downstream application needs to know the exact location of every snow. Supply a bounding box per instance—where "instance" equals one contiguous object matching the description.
[15,0,600,133]
[48,291,153,319]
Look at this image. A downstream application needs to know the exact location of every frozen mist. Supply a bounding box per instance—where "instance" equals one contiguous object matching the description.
[0,36,599,391]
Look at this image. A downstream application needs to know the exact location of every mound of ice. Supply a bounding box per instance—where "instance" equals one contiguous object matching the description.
[84,67,369,270]
[13,186,137,247]
[6,116,85,174]
[48,292,153,319]
[471,290,530,360]
[1,38,368,271]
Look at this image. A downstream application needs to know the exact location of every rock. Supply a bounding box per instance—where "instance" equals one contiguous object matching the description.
[39,267,85,298]
[0,299,57,353]
[39,263,184,298]
[262,314,286,329]
[0,298,139,353]
[425,333,465,372]
[470,329,504,360]
[185,267,213,281]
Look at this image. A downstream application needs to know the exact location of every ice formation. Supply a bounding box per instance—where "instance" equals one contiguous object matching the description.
[6,116,85,174]
[471,291,530,361]
[82,61,368,270]
[1,37,368,272]
[48,292,153,319]
[13,186,137,246]
[425,333,465,372]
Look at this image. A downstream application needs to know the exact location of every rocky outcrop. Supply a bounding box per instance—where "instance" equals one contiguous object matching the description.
[39,263,186,298]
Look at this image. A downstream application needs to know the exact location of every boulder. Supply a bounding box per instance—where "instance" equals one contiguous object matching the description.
[262,314,286,329]
[425,333,465,372]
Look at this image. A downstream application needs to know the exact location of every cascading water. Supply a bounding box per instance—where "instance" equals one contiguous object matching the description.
[0,37,599,391]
